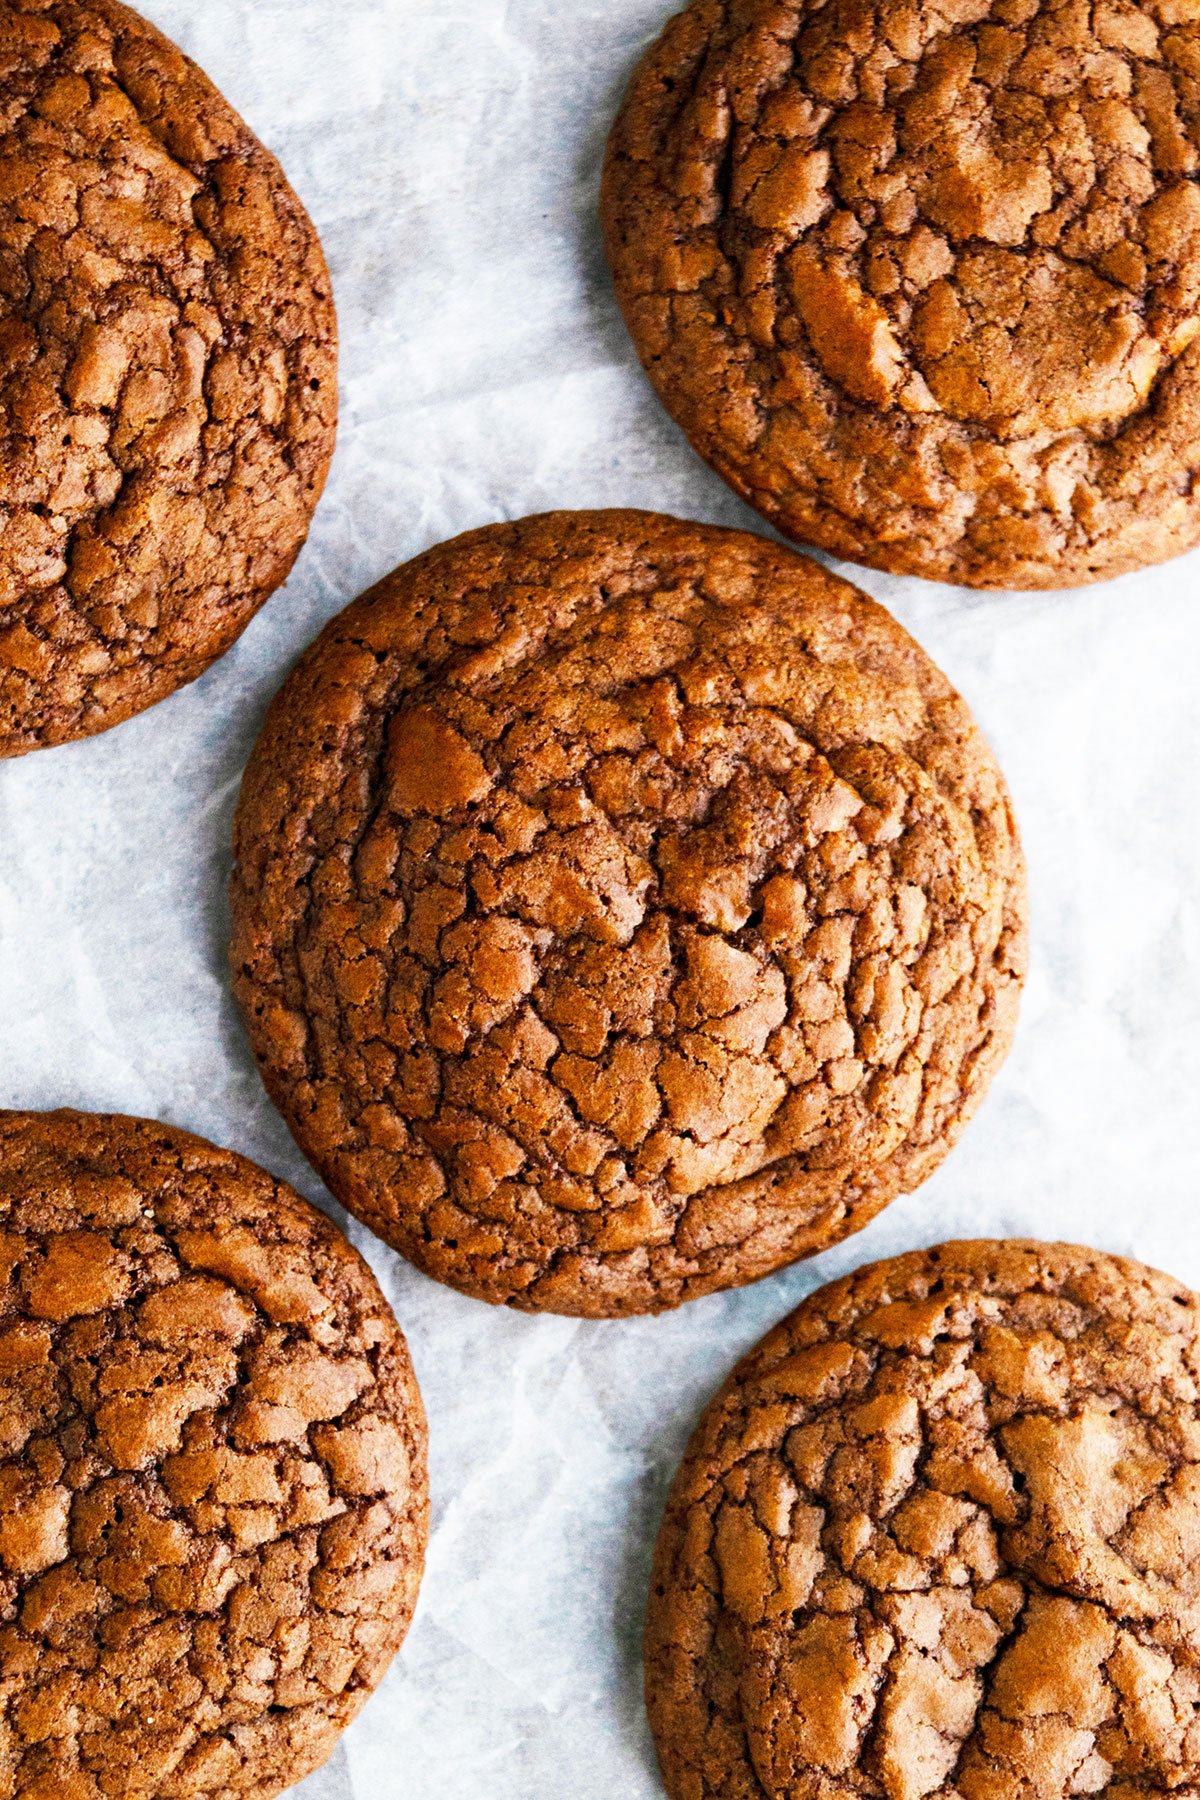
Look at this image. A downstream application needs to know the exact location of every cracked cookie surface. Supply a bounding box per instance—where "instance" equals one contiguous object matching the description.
[0,0,337,756]
[602,0,1200,588]
[0,1109,427,1800]
[646,1239,1200,1800]
[230,510,1025,1318]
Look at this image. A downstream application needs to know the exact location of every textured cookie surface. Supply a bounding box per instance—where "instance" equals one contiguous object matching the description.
[602,0,1200,589]
[646,1239,1200,1800]
[230,510,1025,1318]
[0,0,336,756]
[0,1110,427,1800]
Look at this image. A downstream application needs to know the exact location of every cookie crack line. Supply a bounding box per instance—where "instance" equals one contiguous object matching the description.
[230,509,1026,1318]
[0,0,337,757]
[602,0,1200,588]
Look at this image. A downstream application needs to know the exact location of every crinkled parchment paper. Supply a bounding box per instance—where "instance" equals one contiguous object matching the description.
[3,1,1200,1793]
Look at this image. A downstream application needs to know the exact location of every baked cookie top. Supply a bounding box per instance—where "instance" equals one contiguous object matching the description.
[602,0,1200,589]
[0,0,337,756]
[0,1109,427,1800]
[230,510,1025,1317]
[646,1239,1200,1800]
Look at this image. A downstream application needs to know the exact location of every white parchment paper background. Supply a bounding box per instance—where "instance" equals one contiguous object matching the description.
[3,1,1200,1793]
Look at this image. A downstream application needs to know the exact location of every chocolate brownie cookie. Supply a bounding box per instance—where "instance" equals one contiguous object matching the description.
[0,1109,427,1800]
[230,511,1025,1318]
[0,0,337,757]
[646,1239,1200,1800]
[602,0,1200,589]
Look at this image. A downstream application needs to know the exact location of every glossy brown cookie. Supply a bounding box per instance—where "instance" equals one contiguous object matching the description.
[646,1239,1200,1800]
[0,0,337,756]
[230,511,1025,1317]
[0,1109,427,1799]
[602,0,1200,589]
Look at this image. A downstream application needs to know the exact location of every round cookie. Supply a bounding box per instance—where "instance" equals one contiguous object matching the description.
[0,0,337,757]
[602,0,1200,589]
[230,510,1025,1318]
[646,1239,1200,1800]
[0,1109,427,1800]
